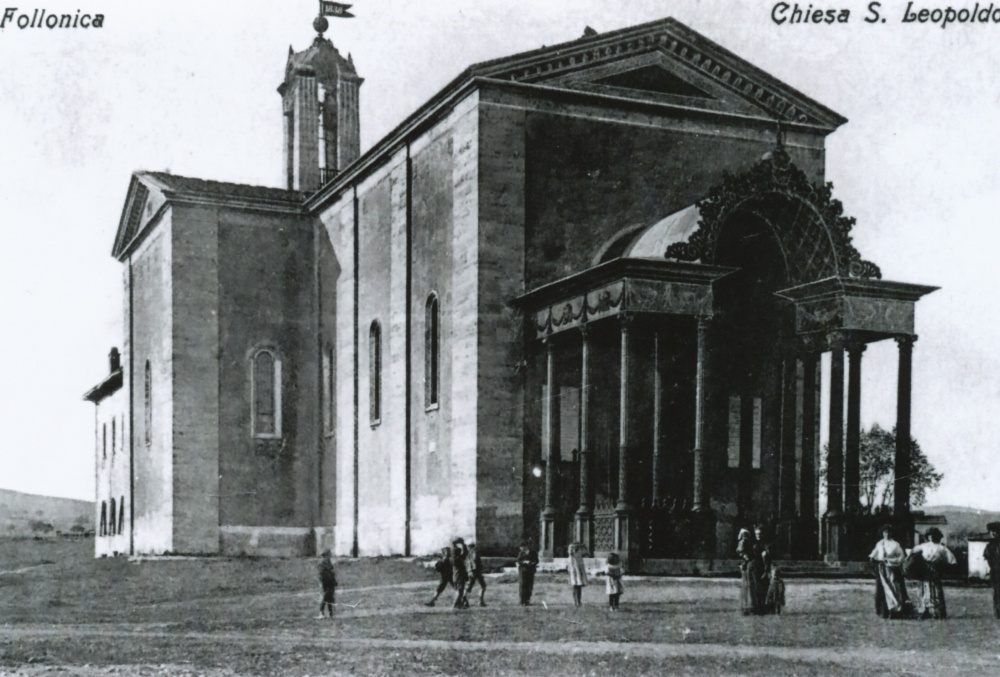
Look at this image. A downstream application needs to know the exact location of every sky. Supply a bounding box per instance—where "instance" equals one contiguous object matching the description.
[0,0,998,511]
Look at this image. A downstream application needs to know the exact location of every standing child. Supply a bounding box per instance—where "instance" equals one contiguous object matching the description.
[425,547,453,607]
[766,565,786,615]
[451,538,470,609]
[516,541,539,606]
[567,542,588,607]
[318,549,337,619]
[465,542,488,607]
[605,552,624,611]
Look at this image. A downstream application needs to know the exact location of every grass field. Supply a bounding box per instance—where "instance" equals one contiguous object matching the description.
[1,539,999,676]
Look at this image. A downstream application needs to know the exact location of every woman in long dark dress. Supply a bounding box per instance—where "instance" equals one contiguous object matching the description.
[738,526,774,615]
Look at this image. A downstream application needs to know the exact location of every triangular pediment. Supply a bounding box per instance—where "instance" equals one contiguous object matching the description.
[468,17,846,130]
[594,65,711,99]
[111,174,160,260]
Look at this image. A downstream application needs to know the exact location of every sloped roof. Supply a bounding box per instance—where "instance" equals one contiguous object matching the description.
[110,172,306,260]
[141,172,305,205]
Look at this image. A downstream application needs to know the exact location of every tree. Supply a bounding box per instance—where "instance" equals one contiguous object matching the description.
[826,423,943,514]
[859,424,943,512]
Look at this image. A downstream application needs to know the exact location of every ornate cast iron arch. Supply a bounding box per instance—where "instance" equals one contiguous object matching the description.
[665,148,881,285]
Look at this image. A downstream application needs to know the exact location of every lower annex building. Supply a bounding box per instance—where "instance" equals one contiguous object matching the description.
[83,15,936,569]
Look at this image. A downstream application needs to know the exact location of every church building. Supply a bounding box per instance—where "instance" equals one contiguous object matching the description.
[84,15,936,568]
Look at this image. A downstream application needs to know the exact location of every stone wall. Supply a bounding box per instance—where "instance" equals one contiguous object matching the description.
[129,214,174,555]
[216,207,318,534]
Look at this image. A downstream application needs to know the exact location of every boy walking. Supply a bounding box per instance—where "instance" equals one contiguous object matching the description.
[425,547,453,607]
[318,549,337,618]
[465,542,487,607]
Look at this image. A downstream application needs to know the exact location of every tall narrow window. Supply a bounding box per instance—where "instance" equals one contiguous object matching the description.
[109,498,117,536]
[111,418,116,457]
[102,423,107,460]
[118,497,125,535]
[251,348,282,438]
[322,344,334,435]
[99,502,107,537]
[425,293,439,409]
[144,360,152,447]
[369,321,382,425]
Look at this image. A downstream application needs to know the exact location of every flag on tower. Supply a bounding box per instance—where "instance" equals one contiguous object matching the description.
[320,1,354,18]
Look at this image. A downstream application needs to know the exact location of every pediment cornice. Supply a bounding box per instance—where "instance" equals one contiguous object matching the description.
[470,17,846,130]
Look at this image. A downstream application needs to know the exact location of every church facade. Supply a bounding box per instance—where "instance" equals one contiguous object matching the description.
[84,16,935,567]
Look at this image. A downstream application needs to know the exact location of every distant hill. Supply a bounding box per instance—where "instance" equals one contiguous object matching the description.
[0,488,92,537]
[922,505,1000,542]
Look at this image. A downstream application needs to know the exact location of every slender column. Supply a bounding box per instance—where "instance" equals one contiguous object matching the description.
[779,355,798,519]
[541,336,558,556]
[894,335,916,524]
[616,315,632,512]
[845,342,866,513]
[800,352,820,558]
[651,329,664,504]
[826,333,845,515]
[692,316,711,512]
[575,325,592,548]
[799,353,819,520]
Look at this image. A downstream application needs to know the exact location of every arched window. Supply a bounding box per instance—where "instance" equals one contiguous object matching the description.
[251,348,282,438]
[369,321,382,424]
[425,293,439,409]
[322,343,334,435]
[118,497,125,535]
[144,360,152,447]
[99,502,107,537]
[109,498,117,536]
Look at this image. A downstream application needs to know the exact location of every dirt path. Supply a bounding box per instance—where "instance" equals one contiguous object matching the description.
[1,623,996,675]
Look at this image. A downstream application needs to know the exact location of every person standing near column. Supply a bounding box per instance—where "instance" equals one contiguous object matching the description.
[567,542,588,607]
[517,540,539,607]
[985,521,1000,620]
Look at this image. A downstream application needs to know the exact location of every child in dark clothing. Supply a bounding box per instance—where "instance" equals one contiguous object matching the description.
[766,566,786,615]
[318,549,337,618]
[425,547,453,607]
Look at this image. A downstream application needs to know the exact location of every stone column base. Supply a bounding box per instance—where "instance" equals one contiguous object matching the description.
[574,511,593,554]
[823,512,847,563]
[541,512,557,558]
[689,509,717,559]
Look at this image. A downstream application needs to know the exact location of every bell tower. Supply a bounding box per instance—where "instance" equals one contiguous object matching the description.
[278,15,363,191]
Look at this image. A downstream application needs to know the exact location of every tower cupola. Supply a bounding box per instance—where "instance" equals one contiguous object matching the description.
[278,22,362,191]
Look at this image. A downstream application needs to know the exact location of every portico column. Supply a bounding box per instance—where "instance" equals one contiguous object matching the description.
[894,335,916,545]
[690,315,716,559]
[616,314,632,512]
[800,352,820,557]
[651,328,664,505]
[541,335,558,557]
[614,314,635,561]
[692,316,711,512]
[826,333,845,515]
[825,332,846,561]
[845,342,866,514]
[779,354,798,520]
[574,324,593,550]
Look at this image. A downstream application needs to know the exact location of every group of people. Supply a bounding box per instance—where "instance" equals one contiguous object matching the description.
[425,537,488,609]
[736,526,785,615]
[428,539,625,610]
[318,522,1000,619]
[870,524,958,619]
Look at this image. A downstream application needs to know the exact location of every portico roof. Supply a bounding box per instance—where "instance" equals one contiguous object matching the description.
[513,257,735,339]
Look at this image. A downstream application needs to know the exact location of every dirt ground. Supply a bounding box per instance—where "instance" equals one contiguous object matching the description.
[1,539,999,676]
